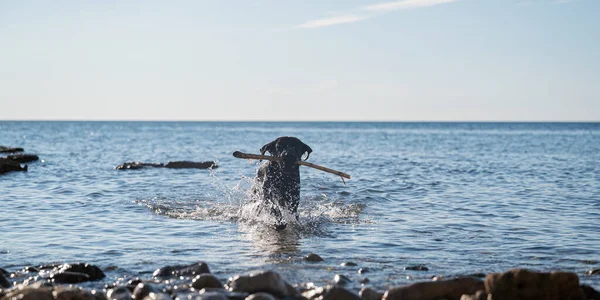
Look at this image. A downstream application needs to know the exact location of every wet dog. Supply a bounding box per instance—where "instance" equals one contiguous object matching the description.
[249,136,312,230]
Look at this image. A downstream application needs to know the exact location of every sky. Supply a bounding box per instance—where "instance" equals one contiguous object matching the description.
[0,0,598,121]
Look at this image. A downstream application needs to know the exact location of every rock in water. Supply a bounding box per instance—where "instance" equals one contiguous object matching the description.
[226,270,299,298]
[6,154,39,163]
[383,277,483,300]
[191,274,223,290]
[0,146,24,153]
[153,262,211,277]
[305,253,324,262]
[56,263,106,280]
[485,269,585,300]
[0,157,27,174]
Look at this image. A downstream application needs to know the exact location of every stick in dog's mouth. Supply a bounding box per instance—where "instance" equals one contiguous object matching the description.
[232,151,351,183]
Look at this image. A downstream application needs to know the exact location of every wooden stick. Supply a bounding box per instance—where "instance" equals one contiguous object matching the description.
[232,151,351,180]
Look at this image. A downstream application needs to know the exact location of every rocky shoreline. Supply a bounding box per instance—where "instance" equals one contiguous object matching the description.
[1,260,599,300]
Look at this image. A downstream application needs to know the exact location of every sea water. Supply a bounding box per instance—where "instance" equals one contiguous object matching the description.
[1,121,599,290]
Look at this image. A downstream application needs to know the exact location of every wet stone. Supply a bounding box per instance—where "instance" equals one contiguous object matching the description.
[581,285,600,300]
[133,282,165,300]
[57,263,106,281]
[191,273,223,290]
[54,286,97,300]
[0,269,11,288]
[198,289,230,300]
[50,271,91,284]
[322,286,361,300]
[333,274,352,286]
[306,253,324,262]
[360,278,370,284]
[404,265,429,271]
[226,270,299,298]
[359,287,384,300]
[384,277,484,300]
[245,292,277,300]
[587,268,600,275]
[106,285,133,300]
[153,261,211,277]
[341,262,358,267]
[2,286,54,300]
[358,268,369,274]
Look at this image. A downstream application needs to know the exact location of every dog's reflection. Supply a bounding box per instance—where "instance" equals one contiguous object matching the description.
[239,223,302,255]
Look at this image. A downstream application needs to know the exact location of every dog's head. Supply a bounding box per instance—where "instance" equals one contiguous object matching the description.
[260,136,312,174]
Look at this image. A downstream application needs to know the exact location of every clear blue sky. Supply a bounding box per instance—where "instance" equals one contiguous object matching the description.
[1,0,598,121]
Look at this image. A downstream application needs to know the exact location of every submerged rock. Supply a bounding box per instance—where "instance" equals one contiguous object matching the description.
[226,270,299,298]
[383,277,483,300]
[5,154,39,163]
[50,271,91,284]
[116,161,217,170]
[0,146,24,153]
[404,265,429,271]
[340,262,358,267]
[305,253,324,262]
[0,157,27,174]
[485,268,585,300]
[333,274,352,286]
[588,268,600,276]
[153,262,211,277]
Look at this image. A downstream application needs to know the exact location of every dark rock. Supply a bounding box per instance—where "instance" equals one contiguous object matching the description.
[191,273,223,290]
[133,282,169,300]
[404,265,429,271]
[588,268,600,276]
[460,290,488,300]
[581,284,600,300]
[54,286,97,300]
[383,277,484,300]
[0,268,9,276]
[226,270,299,298]
[245,292,277,300]
[116,161,217,170]
[333,274,352,286]
[0,269,11,288]
[106,285,133,300]
[164,161,217,169]
[1,286,54,300]
[340,262,358,267]
[23,266,39,273]
[322,286,361,300]
[358,268,369,274]
[485,269,585,300]
[115,162,164,170]
[305,253,324,262]
[359,287,384,300]
[0,157,27,174]
[360,278,370,284]
[6,154,39,163]
[0,146,24,153]
[56,263,106,280]
[153,261,211,277]
[196,290,229,300]
[50,271,91,284]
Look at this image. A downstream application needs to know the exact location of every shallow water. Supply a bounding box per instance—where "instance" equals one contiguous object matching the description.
[1,121,599,290]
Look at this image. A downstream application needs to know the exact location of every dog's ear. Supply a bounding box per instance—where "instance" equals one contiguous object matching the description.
[300,142,312,161]
[260,140,277,156]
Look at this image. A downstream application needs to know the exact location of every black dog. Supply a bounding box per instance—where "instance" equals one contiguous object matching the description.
[250,136,312,230]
